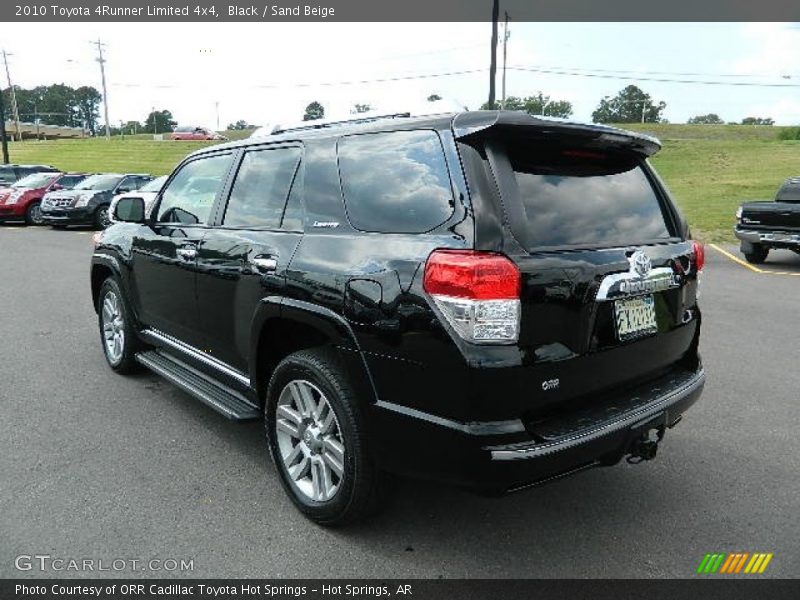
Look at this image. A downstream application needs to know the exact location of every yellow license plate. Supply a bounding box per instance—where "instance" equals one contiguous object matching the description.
[614,295,657,341]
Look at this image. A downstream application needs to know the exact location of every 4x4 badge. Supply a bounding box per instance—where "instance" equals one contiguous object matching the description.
[629,249,652,278]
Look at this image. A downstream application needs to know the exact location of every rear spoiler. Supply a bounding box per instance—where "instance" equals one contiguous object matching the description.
[452,111,662,157]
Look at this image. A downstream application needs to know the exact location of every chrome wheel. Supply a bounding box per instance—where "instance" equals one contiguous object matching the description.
[275,379,345,502]
[29,203,43,225]
[101,291,125,364]
[96,207,111,229]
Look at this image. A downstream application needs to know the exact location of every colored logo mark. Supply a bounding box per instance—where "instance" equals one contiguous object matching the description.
[697,552,773,574]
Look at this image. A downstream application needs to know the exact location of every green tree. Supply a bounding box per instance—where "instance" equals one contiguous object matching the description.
[687,113,724,125]
[73,86,102,133]
[427,94,442,102]
[227,119,254,130]
[303,101,325,121]
[591,85,666,124]
[481,92,573,118]
[741,116,774,126]
[122,120,141,135]
[143,109,176,134]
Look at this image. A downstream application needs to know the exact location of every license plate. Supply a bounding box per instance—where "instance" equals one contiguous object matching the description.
[614,295,657,341]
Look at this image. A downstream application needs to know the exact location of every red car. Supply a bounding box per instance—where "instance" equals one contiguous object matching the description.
[169,126,227,141]
[0,172,88,225]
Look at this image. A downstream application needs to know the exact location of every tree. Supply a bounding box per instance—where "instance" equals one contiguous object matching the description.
[427,94,442,102]
[591,85,666,124]
[741,116,774,126]
[351,103,372,114]
[73,86,102,133]
[227,119,255,130]
[143,109,176,134]
[687,113,724,125]
[303,101,325,121]
[481,92,573,118]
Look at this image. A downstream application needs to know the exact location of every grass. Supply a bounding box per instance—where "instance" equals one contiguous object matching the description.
[7,124,800,242]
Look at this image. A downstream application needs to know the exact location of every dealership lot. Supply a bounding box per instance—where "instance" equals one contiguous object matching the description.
[1,225,798,578]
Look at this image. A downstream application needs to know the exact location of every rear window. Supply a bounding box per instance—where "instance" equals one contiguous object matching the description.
[508,146,673,249]
[337,130,454,233]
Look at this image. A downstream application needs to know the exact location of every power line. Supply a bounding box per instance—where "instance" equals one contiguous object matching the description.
[508,65,800,88]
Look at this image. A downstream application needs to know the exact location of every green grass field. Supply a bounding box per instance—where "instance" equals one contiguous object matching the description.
[7,124,800,241]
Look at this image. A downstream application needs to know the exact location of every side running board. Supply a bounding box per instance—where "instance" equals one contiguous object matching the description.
[135,350,260,421]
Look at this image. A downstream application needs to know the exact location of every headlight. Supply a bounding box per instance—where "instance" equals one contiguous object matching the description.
[74,193,94,207]
[6,191,24,204]
[735,206,743,221]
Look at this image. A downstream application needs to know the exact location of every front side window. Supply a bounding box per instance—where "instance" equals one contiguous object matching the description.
[223,147,301,229]
[157,154,232,225]
[507,145,673,249]
[337,130,455,233]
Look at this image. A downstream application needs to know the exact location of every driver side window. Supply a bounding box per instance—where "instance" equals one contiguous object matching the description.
[157,154,233,224]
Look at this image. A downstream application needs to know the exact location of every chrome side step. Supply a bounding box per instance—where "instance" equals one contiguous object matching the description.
[136,350,260,421]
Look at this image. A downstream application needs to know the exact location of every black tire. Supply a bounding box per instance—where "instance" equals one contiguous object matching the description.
[25,201,44,226]
[94,205,111,229]
[744,245,769,264]
[97,277,142,374]
[265,348,382,526]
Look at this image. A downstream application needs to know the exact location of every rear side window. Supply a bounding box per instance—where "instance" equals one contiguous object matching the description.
[507,145,673,248]
[337,130,454,233]
[224,147,302,229]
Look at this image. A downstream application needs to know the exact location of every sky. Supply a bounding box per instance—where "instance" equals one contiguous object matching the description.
[1,22,800,129]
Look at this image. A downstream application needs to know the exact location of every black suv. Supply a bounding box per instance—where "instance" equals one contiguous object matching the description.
[91,111,705,524]
[0,164,59,186]
[42,173,152,229]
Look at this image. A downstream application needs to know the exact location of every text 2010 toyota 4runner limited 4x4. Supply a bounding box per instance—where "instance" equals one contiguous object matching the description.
[91,111,705,525]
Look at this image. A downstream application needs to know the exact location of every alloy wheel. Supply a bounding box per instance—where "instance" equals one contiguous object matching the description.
[275,379,345,502]
[101,291,125,364]
[29,204,44,225]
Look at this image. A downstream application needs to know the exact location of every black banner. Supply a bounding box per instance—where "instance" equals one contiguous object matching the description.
[3,580,800,600]
[2,0,800,22]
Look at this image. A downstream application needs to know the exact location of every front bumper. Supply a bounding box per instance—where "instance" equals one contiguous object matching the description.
[40,206,94,225]
[0,203,26,220]
[735,227,800,248]
[371,363,705,491]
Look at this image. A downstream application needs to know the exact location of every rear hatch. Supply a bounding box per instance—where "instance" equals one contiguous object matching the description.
[739,201,800,231]
[454,113,701,420]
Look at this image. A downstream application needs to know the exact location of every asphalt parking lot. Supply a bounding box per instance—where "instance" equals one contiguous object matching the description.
[1,225,798,579]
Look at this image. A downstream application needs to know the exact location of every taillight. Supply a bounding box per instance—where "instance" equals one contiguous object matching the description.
[423,249,521,344]
[692,241,705,272]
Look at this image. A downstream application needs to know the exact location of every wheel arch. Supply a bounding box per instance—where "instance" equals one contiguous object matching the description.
[90,254,122,313]
[250,298,378,408]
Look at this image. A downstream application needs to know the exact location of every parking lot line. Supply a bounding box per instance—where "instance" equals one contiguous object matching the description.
[709,243,800,277]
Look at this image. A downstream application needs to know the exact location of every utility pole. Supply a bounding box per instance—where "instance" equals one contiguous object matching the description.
[500,12,510,109]
[488,0,499,108]
[215,101,219,131]
[92,39,111,140]
[2,50,21,141]
[0,90,9,163]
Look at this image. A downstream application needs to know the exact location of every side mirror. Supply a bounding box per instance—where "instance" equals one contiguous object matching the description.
[50,183,63,191]
[114,196,146,223]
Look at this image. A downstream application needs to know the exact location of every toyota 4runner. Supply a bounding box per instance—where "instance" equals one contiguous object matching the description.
[91,111,705,525]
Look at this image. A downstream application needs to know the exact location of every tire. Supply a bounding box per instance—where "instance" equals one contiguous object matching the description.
[97,277,142,374]
[744,245,769,264]
[265,348,382,526]
[94,205,111,229]
[25,201,44,226]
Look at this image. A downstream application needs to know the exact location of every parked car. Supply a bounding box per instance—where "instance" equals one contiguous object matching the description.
[735,176,800,263]
[170,126,227,141]
[109,175,168,222]
[0,164,59,187]
[0,172,89,225]
[91,111,705,525]
[42,173,152,229]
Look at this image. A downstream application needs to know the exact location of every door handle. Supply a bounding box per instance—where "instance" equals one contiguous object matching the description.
[249,256,278,272]
[176,246,197,260]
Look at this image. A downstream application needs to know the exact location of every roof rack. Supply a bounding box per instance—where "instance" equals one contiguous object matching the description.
[256,112,412,137]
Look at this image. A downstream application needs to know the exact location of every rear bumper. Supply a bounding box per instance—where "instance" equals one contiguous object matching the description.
[370,363,705,491]
[735,227,800,247]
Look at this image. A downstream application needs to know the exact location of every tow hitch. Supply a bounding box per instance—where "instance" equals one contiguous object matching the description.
[626,424,666,464]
